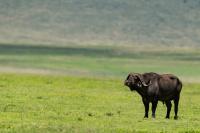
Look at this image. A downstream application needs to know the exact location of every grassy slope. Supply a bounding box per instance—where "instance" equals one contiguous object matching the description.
[0,74,199,133]
[1,0,200,46]
[0,44,200,82]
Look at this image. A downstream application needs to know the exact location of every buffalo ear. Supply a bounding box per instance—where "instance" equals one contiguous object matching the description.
[147,80,152,85]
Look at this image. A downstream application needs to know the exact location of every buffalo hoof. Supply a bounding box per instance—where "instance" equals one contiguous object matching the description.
[152,115,155,118]
[174,116,178,120]
[144,116,148,118]
[165,116,170,119]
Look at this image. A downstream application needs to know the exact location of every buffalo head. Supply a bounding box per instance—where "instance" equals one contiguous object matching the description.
[124,73,150,91]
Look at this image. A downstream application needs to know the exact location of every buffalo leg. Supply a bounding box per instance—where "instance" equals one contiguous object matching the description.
[142,98,149,118]
[152,101,158,118]
[165,101,172,119]
[174,96,180,120]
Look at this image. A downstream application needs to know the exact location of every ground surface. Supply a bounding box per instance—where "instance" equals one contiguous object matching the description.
[0,74,199,133]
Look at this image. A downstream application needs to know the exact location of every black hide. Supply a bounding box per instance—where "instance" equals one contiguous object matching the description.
[124,72,182,119]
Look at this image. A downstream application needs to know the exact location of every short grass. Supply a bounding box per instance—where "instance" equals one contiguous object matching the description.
[0,73,199,133]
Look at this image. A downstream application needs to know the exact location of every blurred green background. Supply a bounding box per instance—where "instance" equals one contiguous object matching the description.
[0,0,200,82]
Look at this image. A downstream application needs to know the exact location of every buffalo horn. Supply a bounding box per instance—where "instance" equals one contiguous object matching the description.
[136,74,151,87]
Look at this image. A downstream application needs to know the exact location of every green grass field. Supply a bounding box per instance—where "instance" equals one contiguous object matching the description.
[0,44,200,132]
[0,74,199,133]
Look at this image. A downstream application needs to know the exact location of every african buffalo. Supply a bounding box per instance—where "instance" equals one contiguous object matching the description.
[124,72,182,119]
